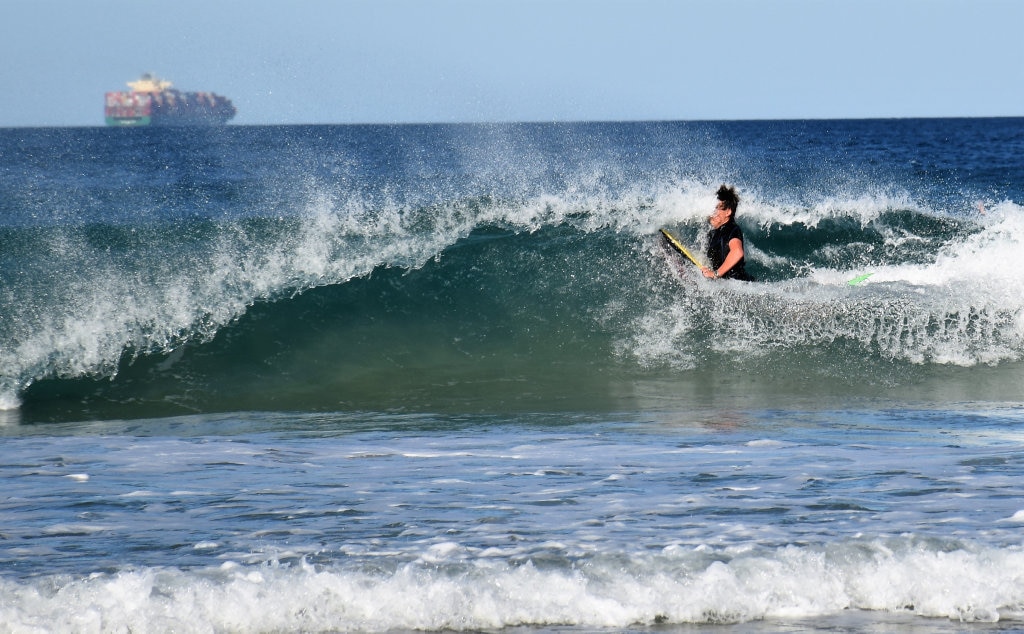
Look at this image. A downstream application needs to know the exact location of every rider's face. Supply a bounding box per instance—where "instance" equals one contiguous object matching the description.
[709,201,732,228]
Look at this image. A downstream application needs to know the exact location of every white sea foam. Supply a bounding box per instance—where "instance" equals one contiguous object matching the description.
[633,199,1024,370]
[2,541,1023,632]
[744,188,921,230]
[0,393,20,412]
[1001,510,1024,523]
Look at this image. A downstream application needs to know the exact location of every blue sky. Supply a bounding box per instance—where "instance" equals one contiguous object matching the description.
[2,0,1022,127]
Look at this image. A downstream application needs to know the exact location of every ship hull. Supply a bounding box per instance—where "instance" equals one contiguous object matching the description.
[105,114,232,127]
[105,115,152,127]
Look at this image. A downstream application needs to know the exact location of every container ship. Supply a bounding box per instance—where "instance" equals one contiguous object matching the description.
[104,74,236,126]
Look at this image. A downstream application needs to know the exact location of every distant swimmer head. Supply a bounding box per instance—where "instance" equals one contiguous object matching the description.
[710,184,739,228]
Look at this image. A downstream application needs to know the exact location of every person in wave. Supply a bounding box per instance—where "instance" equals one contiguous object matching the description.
[701,184,754,281]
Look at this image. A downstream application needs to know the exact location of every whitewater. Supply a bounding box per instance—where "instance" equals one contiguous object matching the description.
[1,118,1024,632]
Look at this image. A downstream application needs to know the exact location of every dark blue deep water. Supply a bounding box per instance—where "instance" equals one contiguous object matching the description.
[2,119,1024,632]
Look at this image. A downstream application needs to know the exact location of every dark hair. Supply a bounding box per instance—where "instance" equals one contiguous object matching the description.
[716,184,739,213]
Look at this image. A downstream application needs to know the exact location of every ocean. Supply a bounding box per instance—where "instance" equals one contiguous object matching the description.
[1,118,1023,632]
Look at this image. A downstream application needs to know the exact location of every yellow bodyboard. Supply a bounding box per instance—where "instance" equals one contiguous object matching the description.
[659,228,704,270]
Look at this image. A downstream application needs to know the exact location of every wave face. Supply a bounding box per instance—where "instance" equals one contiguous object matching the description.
[2,120,1024,419]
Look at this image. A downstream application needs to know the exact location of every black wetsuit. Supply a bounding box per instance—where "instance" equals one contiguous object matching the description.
[707,221,754,281]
